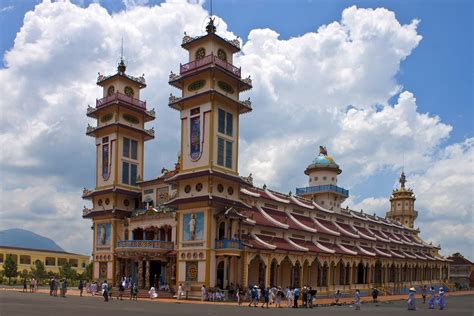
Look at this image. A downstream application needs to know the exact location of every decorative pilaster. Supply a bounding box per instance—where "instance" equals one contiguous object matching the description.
[145,260,150,289]
[242,251,248,288]
[137,259,143,289]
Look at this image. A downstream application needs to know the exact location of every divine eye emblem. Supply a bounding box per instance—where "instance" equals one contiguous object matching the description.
[100,113,113,123]
[188,80,206,92]
[217,81,234,94]
[195,47,206,60]
[124,86,134,97]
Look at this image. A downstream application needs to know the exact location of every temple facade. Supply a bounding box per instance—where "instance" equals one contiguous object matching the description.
[83,19,450,296]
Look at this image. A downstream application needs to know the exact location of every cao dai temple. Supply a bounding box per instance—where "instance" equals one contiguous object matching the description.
[82,19,450,296]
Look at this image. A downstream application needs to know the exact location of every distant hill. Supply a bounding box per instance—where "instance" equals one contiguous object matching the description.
[0,228,65,252]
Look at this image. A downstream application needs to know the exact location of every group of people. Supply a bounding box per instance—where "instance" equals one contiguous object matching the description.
[21,277,38,293]
[244,285,319,308]
[48,277,68,297]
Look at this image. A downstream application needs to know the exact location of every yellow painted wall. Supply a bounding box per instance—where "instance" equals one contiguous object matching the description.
[0,247,89,275]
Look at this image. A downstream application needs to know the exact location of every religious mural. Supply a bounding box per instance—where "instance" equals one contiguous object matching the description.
[185,261,198,282]
[190,116,201,160]
[183,212,204,241]
[102,137,110,180]
[96,223,111,245]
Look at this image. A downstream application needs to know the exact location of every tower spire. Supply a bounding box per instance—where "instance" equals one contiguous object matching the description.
[117,38,126,74]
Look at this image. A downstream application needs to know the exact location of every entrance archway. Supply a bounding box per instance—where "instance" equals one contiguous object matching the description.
[248,256,266,287]
[374,260,382,284]
[357,262,364,284]
[216,261,224,289]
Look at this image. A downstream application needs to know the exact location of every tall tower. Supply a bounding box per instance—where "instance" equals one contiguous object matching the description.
[166,18,252,289]
[386,171,418,228]
[82,59,155,282]
[296,146,349,210]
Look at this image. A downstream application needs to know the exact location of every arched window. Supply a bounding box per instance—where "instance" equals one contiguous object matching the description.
[195,47,206,60]
[217,49,227,61]
[218,222,225,240]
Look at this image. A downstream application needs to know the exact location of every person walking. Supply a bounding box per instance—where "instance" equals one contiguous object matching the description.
[248,285,258,307]
[285,287,293,308]
[102,280,109,302]
[308,287,317,308]
[53,278,58,296]
[131,283,138,301]
[22,278,27,293]
[177,284,183,300]
[421,285,427,304]
[407,287,416,311]
[428,286,436,309]
[371,287,379,303]
[274,287,282,308]
[293,287,300,308]
[354,289,361,310]
[334,289,341,305]
[201,284,207,302]
[61,279,68,297]
[78,280,84,297]
[261,287,269,308]
[438,288,446,310]
[30,278,35,293]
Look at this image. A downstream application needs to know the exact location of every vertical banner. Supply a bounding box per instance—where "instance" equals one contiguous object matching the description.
[102,143,109,179]
[190,116,201,160]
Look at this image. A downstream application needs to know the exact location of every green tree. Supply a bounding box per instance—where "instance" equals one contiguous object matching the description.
[30,260,47,281]
[84,262,93,281]
[3,255,18,285]
[59,262,77,280]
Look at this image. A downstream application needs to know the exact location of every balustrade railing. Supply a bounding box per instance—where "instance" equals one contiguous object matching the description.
[296,184,349,197]
[96,92,146,109]
[117,240,174,250]
[180,54,241,77]
[215,239,243,250]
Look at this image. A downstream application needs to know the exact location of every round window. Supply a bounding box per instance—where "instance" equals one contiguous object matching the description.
[98,199,103,206]
[184,185,191,193]
[107,85,115,96]
[124,199,130,207]
[323,176,327,180]
[196,183,203,192]
[195,48,206,60]
[124,86,134,97]
[217,184,224,193]
[227,186,234,195]
[100,113,113,123]
[105,198,110,205]
[217,49,227,61]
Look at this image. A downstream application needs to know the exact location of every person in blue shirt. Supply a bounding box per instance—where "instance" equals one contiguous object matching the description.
[407,287,416,310]
[248,285,258,307]
[293,287,300,308]
[354,289,361,310]
[428,286,436,309]
[438,288,446,310]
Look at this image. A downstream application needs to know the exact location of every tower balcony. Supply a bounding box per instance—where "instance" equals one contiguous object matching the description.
[180,53,241,77]
[168,91,252,114]
[295,184,349,198]
[215,239,243,250]
[97,91,146,109]
[86,123,155,140]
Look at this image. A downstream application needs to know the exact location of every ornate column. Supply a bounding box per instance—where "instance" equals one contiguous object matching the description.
[137,259,143,289]
[125,259,130,277]
[241,252,248,288]
[145,260,150,289]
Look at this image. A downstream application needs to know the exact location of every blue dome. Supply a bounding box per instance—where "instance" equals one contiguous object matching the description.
[313,154,336,165]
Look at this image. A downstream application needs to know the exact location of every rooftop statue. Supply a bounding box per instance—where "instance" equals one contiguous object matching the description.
[319,145,328,156]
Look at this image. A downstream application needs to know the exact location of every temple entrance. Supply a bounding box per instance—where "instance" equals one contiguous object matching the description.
[374,260,382,284]
[149,261,162,288]
[357,262,364,284]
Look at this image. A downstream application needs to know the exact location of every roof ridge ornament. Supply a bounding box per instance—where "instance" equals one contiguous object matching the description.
[206,17,217,34]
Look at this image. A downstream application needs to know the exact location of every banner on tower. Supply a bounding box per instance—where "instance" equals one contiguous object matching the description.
[190,116,201,160]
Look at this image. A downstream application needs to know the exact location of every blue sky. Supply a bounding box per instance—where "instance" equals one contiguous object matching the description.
[0,0,472,258]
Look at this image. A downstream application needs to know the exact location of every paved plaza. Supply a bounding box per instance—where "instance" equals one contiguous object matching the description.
[0,290,473,316]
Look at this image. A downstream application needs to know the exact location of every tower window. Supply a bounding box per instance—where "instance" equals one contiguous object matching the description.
[122,162,138,185]
[107,85,115,96]
[218,109,233,136]
[124,86,134,97]
[217,138,232,169]
[314,177,318,181]
[123,137,138,159]
[323,176,327,180]
[217,49,227,61]
[196,48,206,60]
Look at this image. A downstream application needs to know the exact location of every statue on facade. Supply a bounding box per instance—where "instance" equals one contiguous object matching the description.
[189,213,196,240]
[319,145,328,156]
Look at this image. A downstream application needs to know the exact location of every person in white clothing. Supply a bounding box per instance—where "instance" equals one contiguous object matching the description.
[201,285,207,301]
[149,286,158,299]
[177,284,183,300]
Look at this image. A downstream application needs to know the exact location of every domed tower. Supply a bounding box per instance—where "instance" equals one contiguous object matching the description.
[385,171,418,228]
[296,146,349,210]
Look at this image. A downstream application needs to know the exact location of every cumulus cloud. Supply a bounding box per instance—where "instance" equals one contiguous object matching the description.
[0,2,470,259]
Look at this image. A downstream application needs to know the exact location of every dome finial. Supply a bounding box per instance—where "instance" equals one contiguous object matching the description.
[206,17,217,34]
[399,171,406,189]
[319,145,328,156]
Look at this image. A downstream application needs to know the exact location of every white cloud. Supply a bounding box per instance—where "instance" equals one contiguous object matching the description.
[0,5,14,13]
[0,2,471,260]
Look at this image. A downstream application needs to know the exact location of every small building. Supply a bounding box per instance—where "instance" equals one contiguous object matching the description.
[0,246,90,276]
[447,253,473,289]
